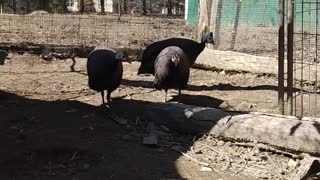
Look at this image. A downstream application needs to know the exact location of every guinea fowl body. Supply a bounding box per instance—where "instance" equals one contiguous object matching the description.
[153,46,190,102]
[87,48,123,104]
[138,33,214,75]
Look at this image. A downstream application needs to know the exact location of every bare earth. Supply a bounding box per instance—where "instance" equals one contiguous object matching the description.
[1,54,303,180]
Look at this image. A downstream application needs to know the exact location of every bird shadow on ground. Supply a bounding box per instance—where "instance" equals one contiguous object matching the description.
[0,90,233,180]
[122,79,295,93]
[170,94,224,108]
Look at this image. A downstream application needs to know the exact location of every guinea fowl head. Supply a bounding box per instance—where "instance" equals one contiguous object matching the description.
[201,32,215,45]
[171,53,180,66]
[115,51,131,63]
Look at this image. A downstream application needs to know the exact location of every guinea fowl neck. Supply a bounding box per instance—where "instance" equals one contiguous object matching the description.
[198,41,206,54]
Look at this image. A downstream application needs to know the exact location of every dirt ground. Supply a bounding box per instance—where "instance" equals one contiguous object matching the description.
[1,53,310,180]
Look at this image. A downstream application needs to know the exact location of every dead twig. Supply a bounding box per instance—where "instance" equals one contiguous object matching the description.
[172,148,209,167]
[264,152,284,180]
[201,143,231,171]
[71,151,78,160]
[106,173,116,180]
[234,158,248,175]
[233,142,299,159]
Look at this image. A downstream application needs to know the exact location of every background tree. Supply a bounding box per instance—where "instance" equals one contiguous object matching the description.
[167,0,172,15]
[80,0,84,14]
[100,0,105,14]
[141,0,146,15]
[12,0,16,13]
[26,0,31,13]
[123,0,127,13]
[39,0,49,11]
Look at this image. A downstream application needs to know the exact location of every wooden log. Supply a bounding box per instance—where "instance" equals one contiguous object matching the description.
[143,103,320,156]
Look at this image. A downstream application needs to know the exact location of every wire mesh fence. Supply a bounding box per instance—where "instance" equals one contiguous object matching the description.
[290,0,320,117]
[0,0,192,59]
[204,0,279,58]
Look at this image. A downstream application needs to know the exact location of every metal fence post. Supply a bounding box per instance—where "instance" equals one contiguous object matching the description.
[287,0,294,116]
[278,0,285,115]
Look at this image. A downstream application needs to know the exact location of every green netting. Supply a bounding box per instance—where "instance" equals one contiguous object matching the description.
[186,0,318,28]
[187,0,198,25]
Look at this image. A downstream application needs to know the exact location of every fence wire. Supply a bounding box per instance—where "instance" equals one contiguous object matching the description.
[0,0,191,60]
[291,0,320,117]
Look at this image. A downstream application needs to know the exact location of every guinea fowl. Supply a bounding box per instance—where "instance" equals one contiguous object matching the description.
[138,32,214,75]
[153,46,190,102]
[87,48,130,105]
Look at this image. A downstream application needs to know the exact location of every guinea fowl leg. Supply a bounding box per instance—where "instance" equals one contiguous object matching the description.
[101,91,105,105]
[165,89,168,102]
[70,57,76,72]
[107,91,111,103]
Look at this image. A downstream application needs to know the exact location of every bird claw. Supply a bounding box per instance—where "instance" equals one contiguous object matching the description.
[100,103,110,110]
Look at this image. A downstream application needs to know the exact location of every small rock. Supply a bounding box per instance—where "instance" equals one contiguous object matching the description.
[82,115,90,118]
[200,166,212,172]
[146,122,155,132]
[80,126,94,133]
[217,156,225,161]
[210,141,217,146]
[9,126,19,130]
[111,115,128,125]
[287,159,298,168]
[153,130,172,136]
[158,147,165,153]
[121,134,132,141]
[160,125,170,132]
[194,148,202,154]
[217,140,225,146]
[82,163,90,170]
[143,135,158,146]
[125,124,132,130]
[65,108,78,113]
[171,145,183,152]
[225,142,232,146]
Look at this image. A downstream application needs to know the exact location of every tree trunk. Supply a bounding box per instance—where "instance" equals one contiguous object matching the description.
[39,0,49,11]
[167,0,172,15]
[210,0,223,48]
[141,0,146,15]
[123,0,127,14]
[26,0,31,13]
[100,0,105,14]
[62,0,68,13]
[0,1,2,14]
[12,0,16,13]
[143,103,320,155]
[197,0,209,42]
[118,0,122,16]
[79,0,84,14]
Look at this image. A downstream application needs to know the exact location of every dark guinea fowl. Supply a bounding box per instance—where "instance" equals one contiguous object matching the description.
[87,48,130,105]
[153,46,190,102]
[138,32,214,75]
